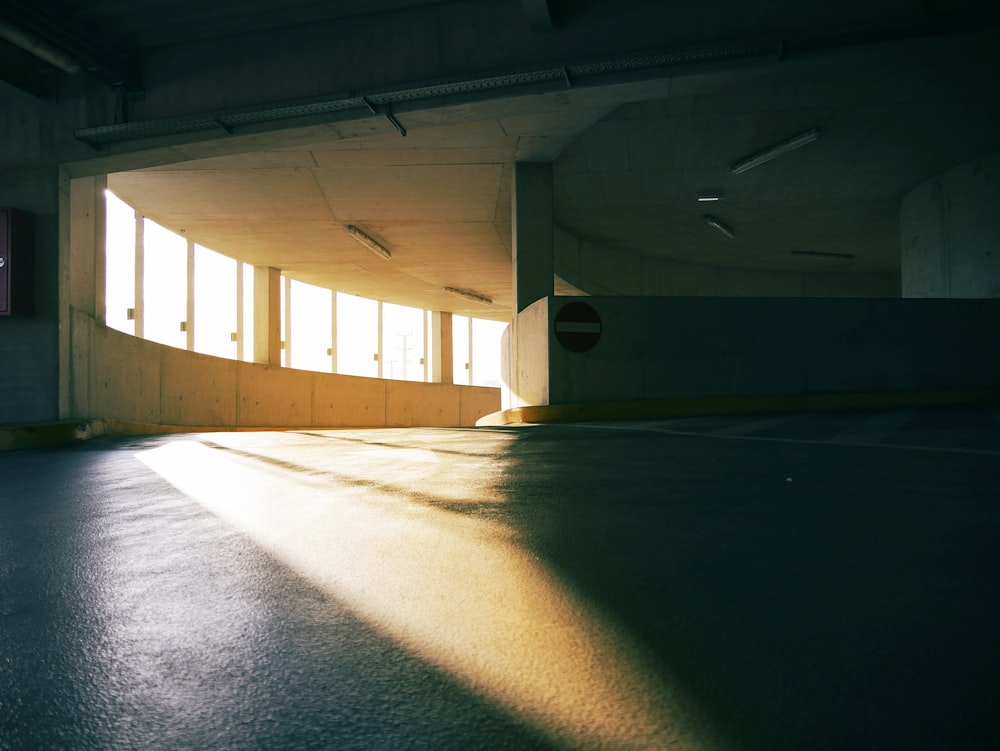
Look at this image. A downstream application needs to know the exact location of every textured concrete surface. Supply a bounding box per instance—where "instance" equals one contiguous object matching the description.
[506,295,1000,409]
[2,406,999,750]
[63,311,499,431]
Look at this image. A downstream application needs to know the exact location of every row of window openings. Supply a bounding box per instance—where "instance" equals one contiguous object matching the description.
[105,191,504,387]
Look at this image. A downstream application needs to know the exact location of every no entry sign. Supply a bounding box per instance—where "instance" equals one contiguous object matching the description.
[554,301,601,352]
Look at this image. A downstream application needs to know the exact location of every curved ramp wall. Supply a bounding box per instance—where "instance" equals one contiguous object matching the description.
[901,150,1000,299]
[69,309,499,429]
[554,227,900,298]
[505,295,1000,409]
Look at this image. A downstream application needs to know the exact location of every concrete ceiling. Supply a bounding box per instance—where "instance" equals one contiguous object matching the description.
[553,42,1000,273]
[107,29,1000,319]
[5,1,1000,320]
[107,91,619,320]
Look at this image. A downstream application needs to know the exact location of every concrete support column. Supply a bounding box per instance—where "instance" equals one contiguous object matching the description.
[65,175,107,321]
[467,316,475,385]
[253,266,281,366]
[185,240,195,350]
[283,275,292,367]
[94,183,107,328]
[376,301,384,378]
[133,209,144,338]
[329,291,338,373]
[431,311,453,384]
[422,311,429,382]
[235,262,244,360]
[60,174,107,418]
[512,162,554,313]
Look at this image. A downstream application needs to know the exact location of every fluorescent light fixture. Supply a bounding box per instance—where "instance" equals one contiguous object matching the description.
[0,18,81,74]
[703,214,735,239]
[696,191,725,202]
[444,287,493,305]
[791,250,854,261]
[346,225,391,260]
[730,128,821,175]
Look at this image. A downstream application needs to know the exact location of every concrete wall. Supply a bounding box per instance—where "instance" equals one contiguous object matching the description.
[554,227,901,299]
[901,150,1000,299]
[0,70,116,425]
[506,296,1000,407]
[0,94,61,423]
[71,310,498,428]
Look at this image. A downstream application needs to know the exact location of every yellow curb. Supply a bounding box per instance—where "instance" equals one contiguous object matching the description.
[6,387,998,448]
[0,420,98,450]
[0,419,372,450]
[475,387,1000,426]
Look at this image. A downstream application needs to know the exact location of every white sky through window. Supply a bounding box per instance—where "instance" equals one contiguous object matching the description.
[105,191,503,385]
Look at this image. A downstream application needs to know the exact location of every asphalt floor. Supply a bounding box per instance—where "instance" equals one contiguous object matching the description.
[2,405,999,750]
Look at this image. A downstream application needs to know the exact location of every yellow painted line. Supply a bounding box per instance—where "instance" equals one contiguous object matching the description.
[475,388,1000,427]
[0,419,378,450]
[5,386,999,448]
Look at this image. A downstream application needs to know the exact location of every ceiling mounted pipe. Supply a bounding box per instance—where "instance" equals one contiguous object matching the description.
[0,18,80,74]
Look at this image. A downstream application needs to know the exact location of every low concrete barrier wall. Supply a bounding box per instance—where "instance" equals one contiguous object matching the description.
[507,296,1000,407]
[73,311,498,428]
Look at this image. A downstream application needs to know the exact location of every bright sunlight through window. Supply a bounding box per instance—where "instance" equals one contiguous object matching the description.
[104,190,505,387]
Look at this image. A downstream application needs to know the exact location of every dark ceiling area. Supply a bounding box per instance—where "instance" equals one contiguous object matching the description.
[3,1,1000,315]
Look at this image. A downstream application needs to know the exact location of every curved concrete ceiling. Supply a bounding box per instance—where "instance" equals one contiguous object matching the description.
[9,2,992,319]
[553,37,1000,275]
[107,85,626,322]
[107,27,1000,319]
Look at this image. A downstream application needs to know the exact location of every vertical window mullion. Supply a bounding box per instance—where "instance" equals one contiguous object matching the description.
[283,275,292,367]
[377,300,384,379]
[467,316,474,385]
[133,209,144,338]
[185,239,195,350]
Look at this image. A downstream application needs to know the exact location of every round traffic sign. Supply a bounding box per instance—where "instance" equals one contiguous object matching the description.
[554,301,601,353]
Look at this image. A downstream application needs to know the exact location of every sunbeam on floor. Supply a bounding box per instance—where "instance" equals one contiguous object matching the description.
[136,434,704,751]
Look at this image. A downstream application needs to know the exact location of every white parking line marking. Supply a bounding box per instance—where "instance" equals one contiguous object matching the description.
[831,408,916,446]
[568,420,1000,455]
[707,412,811,437]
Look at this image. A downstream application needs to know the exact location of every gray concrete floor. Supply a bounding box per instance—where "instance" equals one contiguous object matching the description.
[2,406,999,750]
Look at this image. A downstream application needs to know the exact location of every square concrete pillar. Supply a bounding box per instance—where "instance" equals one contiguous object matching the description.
[512,162,554,313]
[59,174,107,418]
[431,311,453,384]
[253,266,281,366]
[65,174,107,322]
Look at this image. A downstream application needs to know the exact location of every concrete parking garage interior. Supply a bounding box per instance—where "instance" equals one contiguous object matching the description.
[2,1,1000,749]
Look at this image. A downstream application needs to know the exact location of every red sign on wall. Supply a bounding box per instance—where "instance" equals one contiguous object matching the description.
[0,208,34,317]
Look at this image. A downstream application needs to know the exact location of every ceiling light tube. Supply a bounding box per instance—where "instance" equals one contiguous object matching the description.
[696,191,725,202]
[791,250,854,261]
[346,225,391,260]
[703,214,735,239]
[444,287,492,305]
[730,128,820,175]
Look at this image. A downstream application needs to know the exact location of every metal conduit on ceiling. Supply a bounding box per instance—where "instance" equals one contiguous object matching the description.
[73,39,780,149]
[70,9,1000,150]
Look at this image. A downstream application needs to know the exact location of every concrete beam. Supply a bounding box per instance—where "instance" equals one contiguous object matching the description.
[521,0,554,30]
